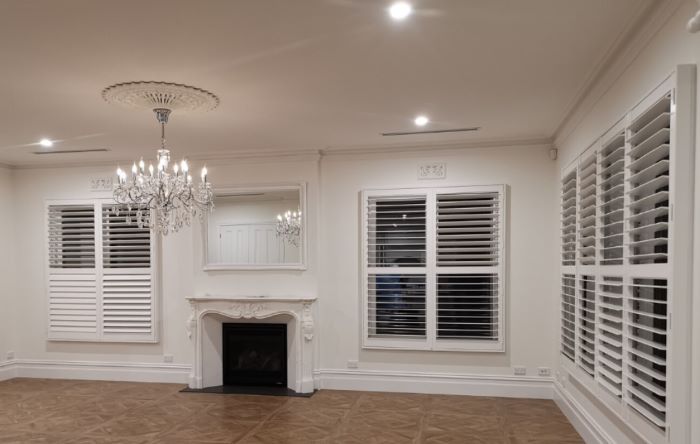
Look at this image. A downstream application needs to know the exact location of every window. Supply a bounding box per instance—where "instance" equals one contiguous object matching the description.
[362,185,505,352]
[558,66,696,443]
[46,200,158,342]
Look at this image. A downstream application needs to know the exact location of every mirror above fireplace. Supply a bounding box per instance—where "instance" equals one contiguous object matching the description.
[202,184,306,270]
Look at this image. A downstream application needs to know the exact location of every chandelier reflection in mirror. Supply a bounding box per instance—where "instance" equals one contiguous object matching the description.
[114,108,213,234]
[104,81,220,235]
[276,210,302,246]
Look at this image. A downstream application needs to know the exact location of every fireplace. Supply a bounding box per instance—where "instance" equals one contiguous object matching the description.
[222,323,287,387]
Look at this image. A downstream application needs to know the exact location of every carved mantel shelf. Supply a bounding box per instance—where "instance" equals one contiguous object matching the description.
[185,294,317,392]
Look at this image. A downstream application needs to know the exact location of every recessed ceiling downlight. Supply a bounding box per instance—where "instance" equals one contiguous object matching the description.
[39,138,53,147]
[414,115,429,127]
[388,2,413,20]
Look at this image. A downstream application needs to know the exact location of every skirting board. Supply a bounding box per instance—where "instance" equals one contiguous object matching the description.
[314,368,555,399]
[554,381,611,444]
[0,359,191,384]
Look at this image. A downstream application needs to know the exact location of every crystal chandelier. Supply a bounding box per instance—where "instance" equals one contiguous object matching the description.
[114,108,213,234]
[276,210,302,246]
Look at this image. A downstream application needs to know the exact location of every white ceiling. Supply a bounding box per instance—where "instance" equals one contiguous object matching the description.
[0,0,652,166]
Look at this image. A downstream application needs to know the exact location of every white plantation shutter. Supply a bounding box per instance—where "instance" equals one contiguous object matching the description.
[46,200,157,343]
[558,66,695,442]
[101,204,155,340]
[363,185,505,352]
[47,204,98,340]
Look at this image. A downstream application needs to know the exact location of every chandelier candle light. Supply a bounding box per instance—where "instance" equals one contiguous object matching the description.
[276,210,302,246]
[103,81,220,235]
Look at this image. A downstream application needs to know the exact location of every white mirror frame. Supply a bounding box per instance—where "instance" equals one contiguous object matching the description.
[202,182,307,271]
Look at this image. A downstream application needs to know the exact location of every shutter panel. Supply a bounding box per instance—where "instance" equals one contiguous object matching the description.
[578,156,597,265]
[561,171,577,266]
[626,94,671,265]
[626,278,667,430]
[436,192,499,266]
[598,133,625,265]
[561,274,576,362]
[48,205,96,268]
[47,204,98,340]
[102,205,151,268]
[48,273,98,338]
[436,274,498,340]
[101,204,154,340]
[597,276,623,398]
[367,274,426,338]
[577,275,596,377]
[367,196,426,267]
[102,273,153,335]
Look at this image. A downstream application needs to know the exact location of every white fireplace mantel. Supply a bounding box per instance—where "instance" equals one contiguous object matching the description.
[185,295,317,393]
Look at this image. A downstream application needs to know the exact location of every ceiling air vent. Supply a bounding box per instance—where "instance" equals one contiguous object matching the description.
[33,148,110,155]
[382,127,481,136]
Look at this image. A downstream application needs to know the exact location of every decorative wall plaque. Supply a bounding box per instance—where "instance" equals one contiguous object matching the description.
[89,176,114,192]
[418,163,446,180]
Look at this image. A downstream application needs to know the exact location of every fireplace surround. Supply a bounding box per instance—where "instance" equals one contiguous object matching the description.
[186,296,317,393]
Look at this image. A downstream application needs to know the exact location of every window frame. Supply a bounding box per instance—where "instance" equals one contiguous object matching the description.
[361,184,507,352]
[44,198,160,343]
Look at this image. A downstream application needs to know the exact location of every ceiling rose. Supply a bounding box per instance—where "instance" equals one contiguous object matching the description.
[101,81,220,113]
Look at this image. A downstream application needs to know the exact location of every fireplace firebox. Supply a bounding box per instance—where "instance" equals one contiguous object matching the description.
[222,323,287,387]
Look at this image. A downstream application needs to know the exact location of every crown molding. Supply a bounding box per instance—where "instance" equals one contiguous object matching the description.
[553,0,686,147]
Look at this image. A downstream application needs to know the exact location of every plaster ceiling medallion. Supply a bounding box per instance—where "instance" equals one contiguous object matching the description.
[101,81,220,113]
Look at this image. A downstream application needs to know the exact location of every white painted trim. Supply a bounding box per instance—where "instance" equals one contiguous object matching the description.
[0,360,19,381]
[0,359,190,384]
[554,381,611,444]
[314,368,554,399]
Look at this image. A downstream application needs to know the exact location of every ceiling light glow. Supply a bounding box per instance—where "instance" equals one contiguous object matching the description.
[389,2,413,21]
[39,138,53,147]
[414,115,429,127]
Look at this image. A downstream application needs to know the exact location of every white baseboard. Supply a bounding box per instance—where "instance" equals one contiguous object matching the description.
[0,359,191,384]
[314,368,555,399]
[554,381,611,444]
[0,360,18,381]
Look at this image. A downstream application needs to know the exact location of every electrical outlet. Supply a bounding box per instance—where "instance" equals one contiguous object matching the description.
[538,367,551,377]
[163,354,174,363]
[513,366,526,376]
[6,351,15,360]
[347,360,359,369]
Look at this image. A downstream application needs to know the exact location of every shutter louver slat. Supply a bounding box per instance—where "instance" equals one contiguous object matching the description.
[626,94,671,265]
[561,274,576,362]
[102,273,153,334]
[48,274,98,337]
[561,172,577,266]
[102,206,151,269]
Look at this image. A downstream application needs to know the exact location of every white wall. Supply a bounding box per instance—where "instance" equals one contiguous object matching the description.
[554,1,700,442]
[0,166,17,370]
[318,145,559,376]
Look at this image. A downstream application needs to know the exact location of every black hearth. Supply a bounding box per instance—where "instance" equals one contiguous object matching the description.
[222,323,287,387]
